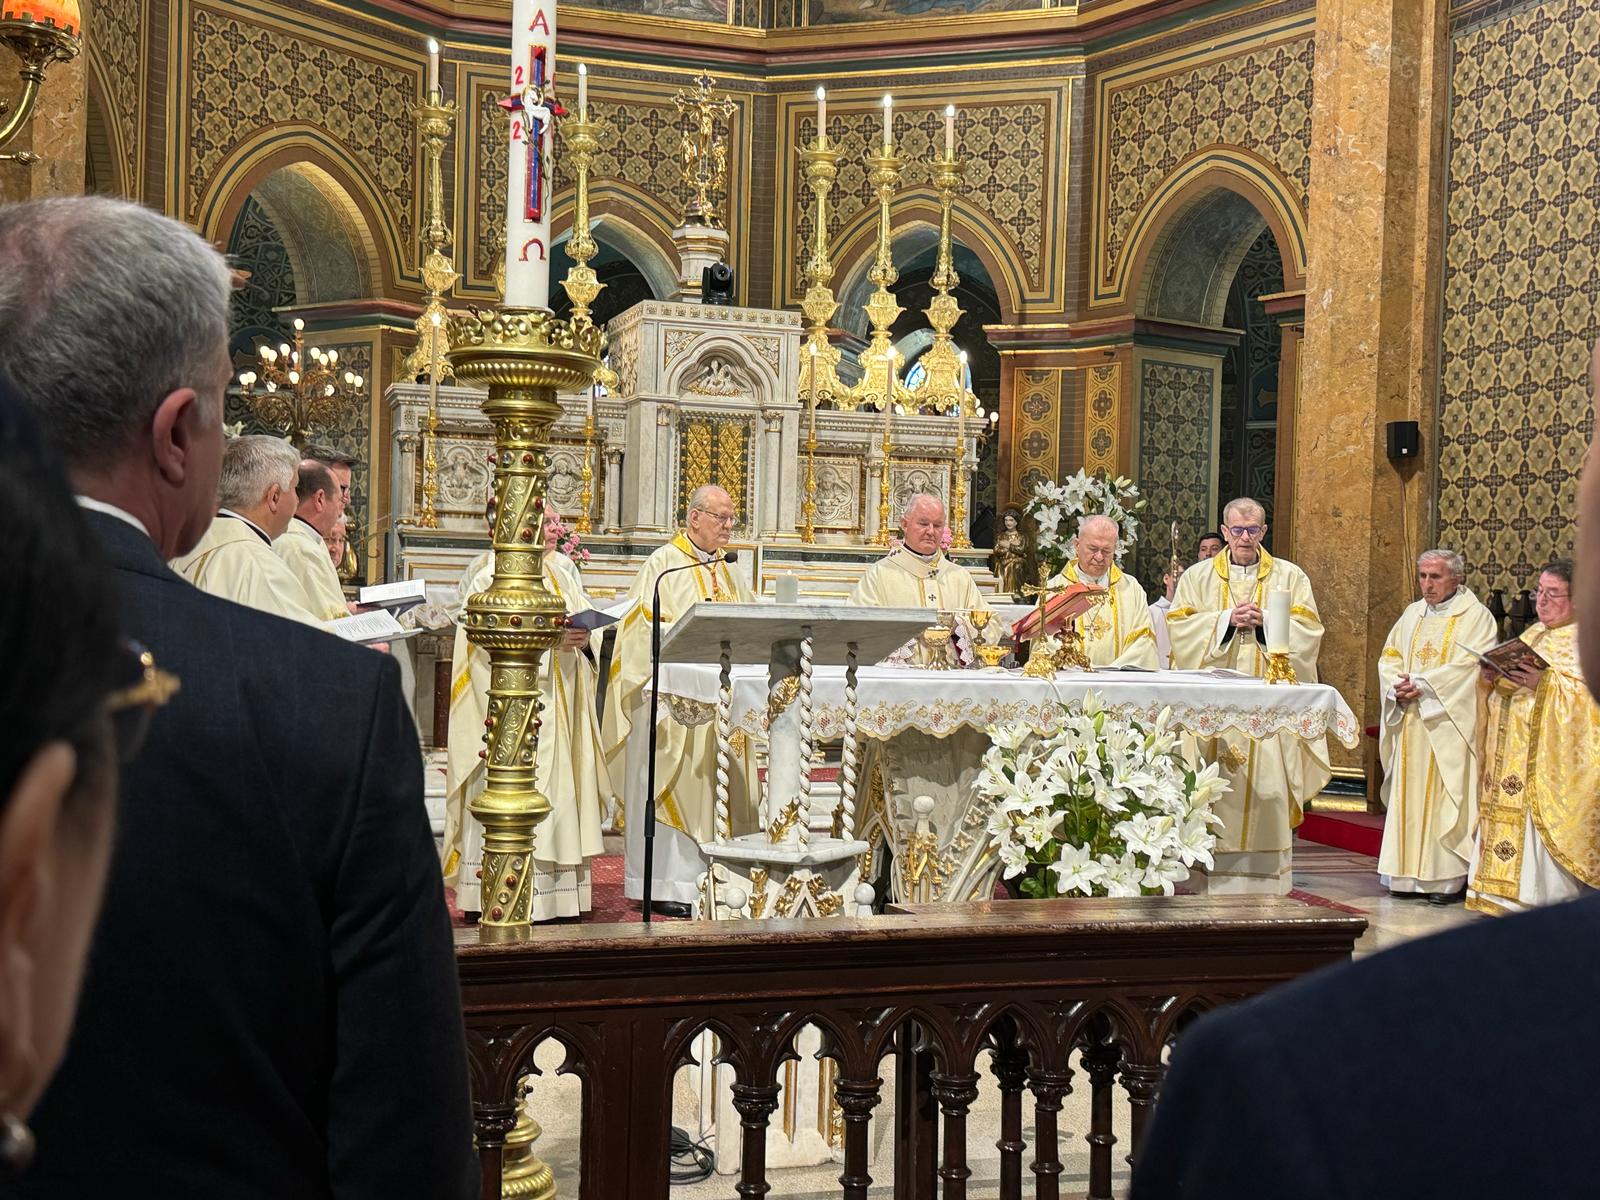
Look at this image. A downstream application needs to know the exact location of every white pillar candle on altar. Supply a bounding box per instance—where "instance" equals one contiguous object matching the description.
[577,61,588,118]
[815,86,826,143]
[425,38,440,98]
[944,103,956,156]
[1265,589,1291,654]
[776,574,799,605]
[881,93,893,148]
[503,1,556,309]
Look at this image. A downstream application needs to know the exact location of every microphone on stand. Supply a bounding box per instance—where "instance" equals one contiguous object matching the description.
[643,547,739,924]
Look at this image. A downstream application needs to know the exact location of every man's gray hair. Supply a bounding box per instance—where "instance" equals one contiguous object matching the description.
[688,483,732,512]
[1077,513,1120,539]
[1418,548,1466,580]
[0,196,233,468]
[1222,496,1267,525]
[218,435,298,511]
[902,492,946,521]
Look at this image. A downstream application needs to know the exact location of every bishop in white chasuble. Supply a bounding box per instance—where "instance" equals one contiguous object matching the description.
[172,512,321,626]
[1468,566,1600,915]
[602,487,756,907]
[1042,514,1158,669]
[442,546,610,920]
[1375,559,1496,896]
[1167,513,1328,894]
[274,517,349,622]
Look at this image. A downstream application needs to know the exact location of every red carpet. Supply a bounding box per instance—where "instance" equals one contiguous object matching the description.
[1298,809,1384,857]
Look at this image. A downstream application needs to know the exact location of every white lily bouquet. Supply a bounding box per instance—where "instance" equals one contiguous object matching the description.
[977,691,1226,898]
[1024,470,1147,576]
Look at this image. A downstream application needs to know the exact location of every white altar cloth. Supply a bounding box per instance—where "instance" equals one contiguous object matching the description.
[650,665,1360,749]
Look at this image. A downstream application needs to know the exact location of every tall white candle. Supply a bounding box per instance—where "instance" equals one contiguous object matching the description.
[587,381,596,419]
[427,311,442,412]
[944,103,955,157]
[426,38,440,98]
[577,61,588,119]
[881,93,893,149]
[504,2,557,309]
[1266,589,1291,654]
[815,86,826,144]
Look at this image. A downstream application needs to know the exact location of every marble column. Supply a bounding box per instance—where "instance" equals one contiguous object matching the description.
[0,21,86,203]
[1296,0,1450,759]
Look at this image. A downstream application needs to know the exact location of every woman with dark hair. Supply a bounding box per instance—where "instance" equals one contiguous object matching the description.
[0,390,170,1173]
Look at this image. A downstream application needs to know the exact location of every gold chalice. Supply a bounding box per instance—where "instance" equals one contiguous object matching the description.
[921,611,955,669]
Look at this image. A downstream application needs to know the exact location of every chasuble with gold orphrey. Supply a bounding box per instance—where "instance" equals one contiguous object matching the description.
[602,535,755,903]
[1045,562,1160,670]
[849,548,988,666]
[442,550,610,920]
[1166,548,1329,894]
[1468,621,1600,915]
[1375,589,1497,894]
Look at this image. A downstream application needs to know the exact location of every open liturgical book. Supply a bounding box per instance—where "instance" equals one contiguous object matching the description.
[1471,637,1550,679]
[323,609,421,646]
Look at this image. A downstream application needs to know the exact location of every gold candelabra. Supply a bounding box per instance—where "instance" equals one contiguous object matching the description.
[908,138,980,549]
[801,344,820,543]
[236,318,365,449]
[397,79,459,384]
[449,307,602,936]
[845,143,908,415]
[673,71,737,228]
[416,312,444,529]
[796,96,845,409]
[872,349,900,547]
[0,0,80,165]
[560,96,610,535]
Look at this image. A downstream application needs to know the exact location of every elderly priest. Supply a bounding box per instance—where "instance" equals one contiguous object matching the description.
[1039,514,1159,669]
[171,434,320,625]
[1167,497,1329,894]
[851,492,989,664]
[1468,559,1600,914]
[602,484,755,916]
[1374,550,1497,902]
[442,505,609,921]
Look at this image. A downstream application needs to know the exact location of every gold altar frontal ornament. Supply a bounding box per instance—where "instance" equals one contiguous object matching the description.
[1265,651,1298,685]
[448,306,602,937]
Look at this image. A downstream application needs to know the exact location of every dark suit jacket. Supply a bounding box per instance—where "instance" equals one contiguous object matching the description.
[1133,893,1600,1198]
[19,512,477,1198]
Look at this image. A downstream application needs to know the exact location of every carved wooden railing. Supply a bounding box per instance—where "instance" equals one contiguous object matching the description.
[456,895,1365,1199]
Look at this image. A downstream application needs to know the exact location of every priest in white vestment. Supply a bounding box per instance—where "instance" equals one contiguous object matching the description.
[1043,514,1159,669]
[602,485,755,914]
[1375,550,1496,900]
[441,510,610,920]
[850,493,989,665]
[273,457,350,622]
[171,434,320,626]
[1166,497,1329,894]
[1468,560,1600,915]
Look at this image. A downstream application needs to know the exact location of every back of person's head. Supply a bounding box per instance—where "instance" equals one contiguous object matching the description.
[0,197,235,559]
[296,460,334,508]
[0,389,131,1136]
[217,435,298,512]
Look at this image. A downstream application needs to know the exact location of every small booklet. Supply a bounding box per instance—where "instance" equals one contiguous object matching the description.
[567,608,622,632]
[357,578,430,614]
[1470,638,1549,678]
[323,608,418,646]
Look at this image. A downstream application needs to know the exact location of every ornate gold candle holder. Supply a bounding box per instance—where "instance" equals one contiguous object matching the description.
[448,307,602,936]
[1264,651,1298,685]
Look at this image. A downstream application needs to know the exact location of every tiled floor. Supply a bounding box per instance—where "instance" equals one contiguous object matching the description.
[519,834,1482,1197]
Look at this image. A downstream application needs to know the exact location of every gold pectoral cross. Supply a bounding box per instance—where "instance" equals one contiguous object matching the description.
[1415,641,1440,669]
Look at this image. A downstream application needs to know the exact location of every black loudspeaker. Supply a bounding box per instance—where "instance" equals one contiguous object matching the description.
[701,261,735,306]
[1386,420,1421,462]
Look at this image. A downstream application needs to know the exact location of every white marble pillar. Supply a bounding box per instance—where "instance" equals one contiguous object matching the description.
[759,409,784,540]
[603,447,623,533]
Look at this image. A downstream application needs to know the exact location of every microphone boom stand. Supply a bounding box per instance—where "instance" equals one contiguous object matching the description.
[643,547,737,924]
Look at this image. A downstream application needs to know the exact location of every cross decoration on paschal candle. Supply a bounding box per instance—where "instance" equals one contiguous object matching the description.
[499,0,562,308]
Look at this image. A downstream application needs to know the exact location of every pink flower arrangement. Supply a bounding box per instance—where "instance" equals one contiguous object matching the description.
[543,511,591,563]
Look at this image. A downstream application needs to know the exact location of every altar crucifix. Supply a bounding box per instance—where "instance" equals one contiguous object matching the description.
[673,71,738,228]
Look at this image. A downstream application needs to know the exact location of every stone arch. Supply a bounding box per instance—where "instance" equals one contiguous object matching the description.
[665,332,782,404]
[551,209,677,325]
[196,132,394,296]
[575,184,683,301]
[82,72,127,196]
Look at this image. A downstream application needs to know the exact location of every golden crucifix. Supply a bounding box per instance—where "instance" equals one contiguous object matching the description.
[673,71,737,228]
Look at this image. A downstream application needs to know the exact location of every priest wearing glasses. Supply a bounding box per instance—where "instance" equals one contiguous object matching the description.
[602,485,754,917]
[1166,497,1329,894]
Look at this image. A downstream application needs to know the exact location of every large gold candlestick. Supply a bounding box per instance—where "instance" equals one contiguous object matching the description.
[418,313,443,529]
[874,349,897,547]
[558,110,608,325]
[448,308,601,935]
[796,121,845,408]
[576,398,597,535]
[398,86,459,384]
[801,345,820,543]
[846,145,907,417]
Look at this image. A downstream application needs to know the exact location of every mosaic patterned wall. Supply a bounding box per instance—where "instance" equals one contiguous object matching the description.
[1093,20,1313,302]
[1011,368,1064,500]
[86,0,144,195]
[1438,0,1599,596]
[226,195,296,361]
[1135,358,1216,593]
